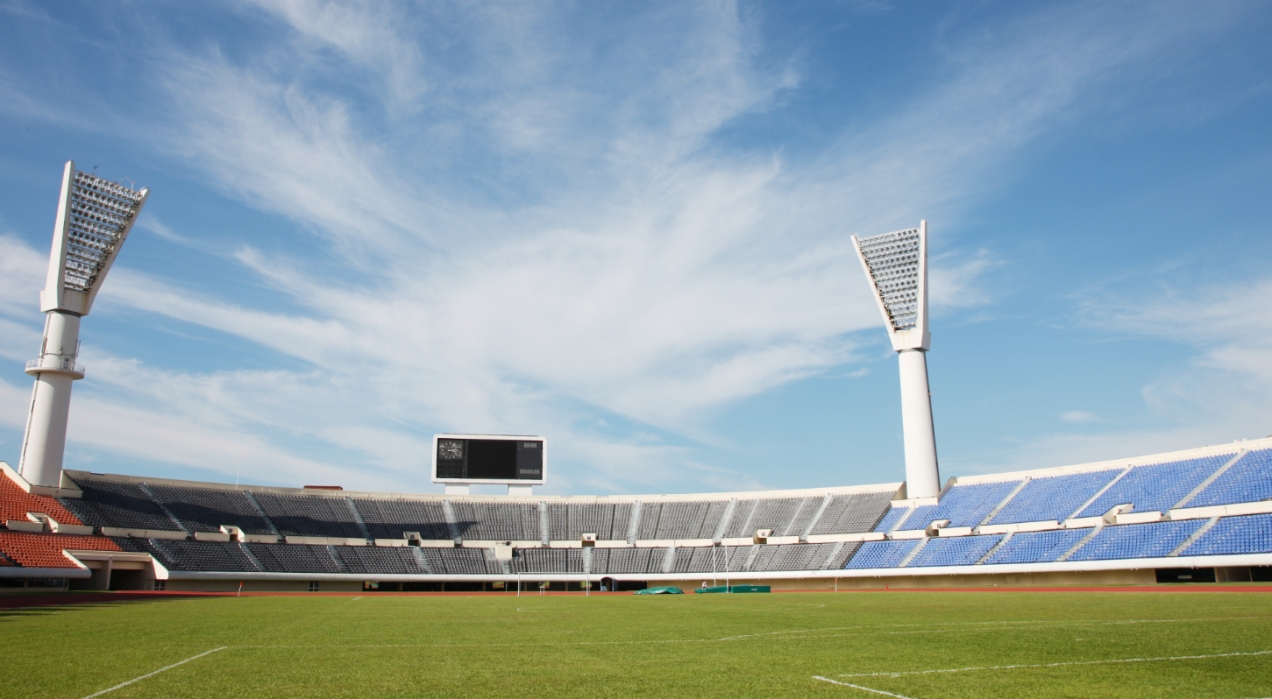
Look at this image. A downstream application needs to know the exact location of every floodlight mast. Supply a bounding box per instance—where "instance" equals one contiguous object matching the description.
[17,161,148,489]
[851,220,940,499]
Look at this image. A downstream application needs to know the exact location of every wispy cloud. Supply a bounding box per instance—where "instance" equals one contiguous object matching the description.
[0,1,1258,492]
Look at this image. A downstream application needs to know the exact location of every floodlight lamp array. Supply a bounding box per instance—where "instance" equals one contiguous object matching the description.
[62,170,146,295]
[856,227,921,332]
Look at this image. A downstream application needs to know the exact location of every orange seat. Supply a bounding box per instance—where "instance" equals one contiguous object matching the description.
[0,473,83,526]
[0,531,121,569]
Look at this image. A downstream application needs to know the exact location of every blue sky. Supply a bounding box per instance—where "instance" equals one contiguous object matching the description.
[0,1,1269,495]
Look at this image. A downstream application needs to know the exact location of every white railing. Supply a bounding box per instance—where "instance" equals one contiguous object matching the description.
[26,357,86,375]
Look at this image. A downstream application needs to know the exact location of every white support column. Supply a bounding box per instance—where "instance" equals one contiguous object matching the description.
[19,311,84,488]
[897,349,939,498]
[16,161,147,490]
[853,219,941,499]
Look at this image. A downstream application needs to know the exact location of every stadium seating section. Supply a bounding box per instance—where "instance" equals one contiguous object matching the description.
[900,481,1020,530]
[988,470,1120,525]
[0,474,83,526]
[0,531,120,568]
[1189,449,1272,508]
[2,444,1270,580]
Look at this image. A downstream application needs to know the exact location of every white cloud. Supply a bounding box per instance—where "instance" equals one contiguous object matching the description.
[0,2,1256,492]
[1060,411,1099,423]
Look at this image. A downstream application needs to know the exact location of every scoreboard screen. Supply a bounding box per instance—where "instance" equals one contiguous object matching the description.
[432,435,545,485]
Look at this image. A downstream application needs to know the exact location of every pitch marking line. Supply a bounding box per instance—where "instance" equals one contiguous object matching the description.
[813,677,916,698]
[834,650,1272,681]
[717,614,1265,642]
[81,647,227,699]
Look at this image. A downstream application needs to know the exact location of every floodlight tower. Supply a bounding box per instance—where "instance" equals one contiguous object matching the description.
[852,221,940,499]
[17,161,148,489]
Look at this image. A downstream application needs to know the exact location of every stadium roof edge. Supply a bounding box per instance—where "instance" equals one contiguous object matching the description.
[59,469,903,502]
[948,437,1272,486]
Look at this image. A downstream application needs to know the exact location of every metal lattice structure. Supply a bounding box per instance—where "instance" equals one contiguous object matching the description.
[854,227,921,332]
[62,171,147,295]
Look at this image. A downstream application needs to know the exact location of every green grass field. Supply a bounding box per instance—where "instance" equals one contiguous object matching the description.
[3,590,1271,698]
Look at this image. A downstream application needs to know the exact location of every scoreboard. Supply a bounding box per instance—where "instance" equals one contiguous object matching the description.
[431,434,546,486]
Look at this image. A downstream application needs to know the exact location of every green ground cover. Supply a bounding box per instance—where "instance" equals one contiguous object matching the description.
[2,590,1270,698]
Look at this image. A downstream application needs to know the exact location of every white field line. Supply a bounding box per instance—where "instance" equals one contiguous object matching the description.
[81,647,227,699]
[715,614,1265,641]
[231,615,1269,652]
[813,677,917,698]
[835,649,1272,680]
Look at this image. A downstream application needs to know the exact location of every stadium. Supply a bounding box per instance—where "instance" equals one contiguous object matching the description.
[2,167,1270,596]
[3,5,1272,698]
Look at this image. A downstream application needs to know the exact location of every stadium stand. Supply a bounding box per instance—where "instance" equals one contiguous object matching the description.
[59,478,179,531]
[147,485,275,534]
[907,535,1003,567]
[336,546,425,575]
[1181,514,1272,556]
[750,543,841,572]
[248,542,344,573]
[873,506,911,533]
[590,547,659,575]
[0,531,120,568]
[5,440,1271,590]
[0,472,82,526]
[252,493,364,539]
[353,498,450,540]
[1189,449,1272,508]
[512,548,584,574]
[988,470,1121,525]
[547,503,633,541]
[139,539,260,572]
[845,539,921,570]
[900,481,1020,530]
[451,502,539,541]
[421,547,499,575]
[982,528,1092,565]
[809,492,892,535]
[1067,520,1209,562]
[729,498,804,538]
[1077,454,1233,517]
[639,501,724,540]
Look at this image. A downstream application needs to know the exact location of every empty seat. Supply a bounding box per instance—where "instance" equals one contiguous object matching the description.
[147,539,260,572]
[0,475,82,526]
[1189,449,1272,508]
[982,528,1092,565]
[907,535,1002,567]
[353,499,450,540]
[451,502,539,541]
[246,543,343,573]
[1179,514,1272,556]
[810,492,893,535]
[252,494,364,539]
[60,478,177,531]
[148,485,274,534]
[1077,455,1233,517]
[900,481,1020,531]
[844,539,920,569]
[872,507,912,533]
[1067,520,1208,562]
[989,470,1121,525]
[335,546,425,574]
[0,531,121,568]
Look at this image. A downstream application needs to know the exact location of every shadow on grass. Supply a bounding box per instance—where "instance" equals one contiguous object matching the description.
[0,591,217,620]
